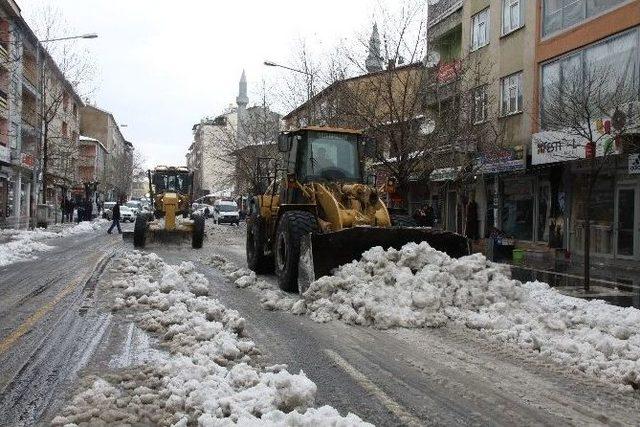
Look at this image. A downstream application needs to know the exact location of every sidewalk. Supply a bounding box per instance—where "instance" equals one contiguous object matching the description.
[508,259,640,309]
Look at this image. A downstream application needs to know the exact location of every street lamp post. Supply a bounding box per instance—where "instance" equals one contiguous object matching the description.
[263,60,314,101]
[31,33,97,227]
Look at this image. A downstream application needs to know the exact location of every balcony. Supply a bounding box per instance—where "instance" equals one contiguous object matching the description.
[22,74,39,97]
[428,0,463,39]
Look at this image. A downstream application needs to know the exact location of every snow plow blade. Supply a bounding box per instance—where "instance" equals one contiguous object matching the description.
[298,227,470,293]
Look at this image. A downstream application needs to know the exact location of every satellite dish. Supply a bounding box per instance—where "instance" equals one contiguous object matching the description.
[420,119,436,135]
[425,51,440,68]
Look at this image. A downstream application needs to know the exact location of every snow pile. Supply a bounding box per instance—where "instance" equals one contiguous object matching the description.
[0,231,54,267]
[53,251,371,426]
[301,242,640,389]
[205,255,302,312]
[0,220,106,268]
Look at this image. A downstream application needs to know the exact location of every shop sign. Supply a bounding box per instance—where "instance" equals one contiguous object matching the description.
[20,153,35,170]
[629,153,640,174]
[476,145,525,173]
[429,167,460,182]
[0,144,10,165]
[532,129,621,165]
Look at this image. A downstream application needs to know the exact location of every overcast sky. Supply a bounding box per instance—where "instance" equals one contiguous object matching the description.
[18,0,389,167]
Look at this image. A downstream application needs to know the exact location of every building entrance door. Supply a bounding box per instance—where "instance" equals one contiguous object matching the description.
[615,185,638,259]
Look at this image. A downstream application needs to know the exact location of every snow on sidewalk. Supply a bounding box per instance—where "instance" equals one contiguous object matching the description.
[204,244,640,390]
[0,220,107,268]
[52,251,371,426]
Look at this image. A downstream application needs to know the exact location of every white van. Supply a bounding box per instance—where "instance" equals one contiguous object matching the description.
[213,200,240,225]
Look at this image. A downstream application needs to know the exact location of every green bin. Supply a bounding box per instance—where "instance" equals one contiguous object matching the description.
[512,249,525,264]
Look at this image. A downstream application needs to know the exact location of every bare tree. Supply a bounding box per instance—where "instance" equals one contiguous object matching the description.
[26,5,97,204]
[533,61,639,291]
[203,84,282,196]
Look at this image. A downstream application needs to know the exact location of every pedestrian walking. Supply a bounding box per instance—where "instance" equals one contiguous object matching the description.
[107,200,122,234]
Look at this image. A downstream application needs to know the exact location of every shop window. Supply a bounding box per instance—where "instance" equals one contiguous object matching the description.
[502,179,533,240]
[500,72,523,116]
[571,174,614,254]
[0,178,7,218]
[502,0,523,35]
[471,8,490,51]
[537,183,551,242]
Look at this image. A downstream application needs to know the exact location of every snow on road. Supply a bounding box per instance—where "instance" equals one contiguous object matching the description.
[52,250,371,426]
[0,220,106,267]
[204,242,640,391]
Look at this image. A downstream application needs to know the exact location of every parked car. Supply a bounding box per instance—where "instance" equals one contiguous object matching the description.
[120,205,136,222]
[102,201,116,220]
[213,200,240,225]
[125,200,142,215]
[194,203,214,218]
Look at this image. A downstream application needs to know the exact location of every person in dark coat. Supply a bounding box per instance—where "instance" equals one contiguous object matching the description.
[424,204,435,227]
[108,201,122,234]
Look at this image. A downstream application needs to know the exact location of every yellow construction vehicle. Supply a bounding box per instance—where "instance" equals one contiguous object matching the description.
[131,166,205,249]
[246,127,469,293]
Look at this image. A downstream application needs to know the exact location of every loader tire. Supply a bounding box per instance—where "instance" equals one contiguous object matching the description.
[192,214,205,249]
[133,215,147,248]
[246,215,274,273]
[390,213,417,227]
[275,211,318,292]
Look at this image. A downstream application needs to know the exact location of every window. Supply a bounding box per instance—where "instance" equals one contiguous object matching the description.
[500,72,523,116]
[502,0,523,34]
[542,0,625,37]
[298,131,360,182]
[62,121,68,138]
[540,29,639,129]
[471,8,490,51]
[473,85,488,124]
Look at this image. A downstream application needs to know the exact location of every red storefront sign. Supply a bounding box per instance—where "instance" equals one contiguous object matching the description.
[21,153,35,170]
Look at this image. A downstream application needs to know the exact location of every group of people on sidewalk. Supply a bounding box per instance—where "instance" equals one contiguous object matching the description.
[412,204,435,227]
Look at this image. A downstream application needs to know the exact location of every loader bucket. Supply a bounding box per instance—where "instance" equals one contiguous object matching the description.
[298,227,470,293]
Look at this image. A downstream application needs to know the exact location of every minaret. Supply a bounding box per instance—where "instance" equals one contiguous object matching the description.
[236,70,249,113]
[365,23,383,73]
[236,70,249,143]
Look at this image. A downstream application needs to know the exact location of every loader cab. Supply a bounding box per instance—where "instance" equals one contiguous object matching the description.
[149,166,193,217]
[152,168,191,194]
[279,127,363,183]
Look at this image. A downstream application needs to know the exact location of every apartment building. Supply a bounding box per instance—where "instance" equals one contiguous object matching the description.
[77,135,107,185]
[80,104,133,201]
[0,0,36,227]
[532,0,640,265]
[427,0,640,269]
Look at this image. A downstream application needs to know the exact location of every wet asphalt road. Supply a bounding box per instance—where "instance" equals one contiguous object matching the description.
[0,222,639,426]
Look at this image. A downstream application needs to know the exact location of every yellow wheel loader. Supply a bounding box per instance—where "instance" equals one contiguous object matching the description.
[246,127,470,293]
[130,166,205,249]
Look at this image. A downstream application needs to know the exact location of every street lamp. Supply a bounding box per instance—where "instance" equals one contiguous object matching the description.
[41,33,98,43]
[263,59,314,101]
[263,60,312,76]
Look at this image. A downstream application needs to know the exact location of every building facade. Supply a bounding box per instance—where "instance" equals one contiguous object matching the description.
[531,0,640,266]
[426,0,640,271]
[188,71,256,198]
[80,104,133,201]
[0,0,85,228]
